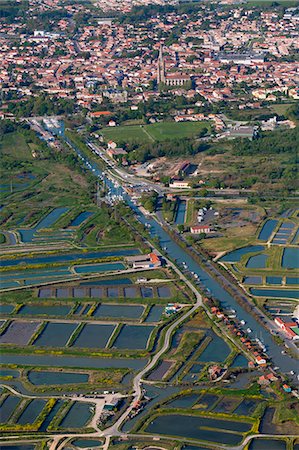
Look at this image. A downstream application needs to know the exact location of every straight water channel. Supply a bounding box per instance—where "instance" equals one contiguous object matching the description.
[67,135,299,377]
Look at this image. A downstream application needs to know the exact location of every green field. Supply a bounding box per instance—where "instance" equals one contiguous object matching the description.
[101,121,210,144]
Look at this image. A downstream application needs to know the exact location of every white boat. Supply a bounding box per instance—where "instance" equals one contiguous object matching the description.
[246,328,252,333]
[240,320,246,325]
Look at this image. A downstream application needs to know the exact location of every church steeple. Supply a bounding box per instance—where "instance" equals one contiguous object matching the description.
[157,44,165,85]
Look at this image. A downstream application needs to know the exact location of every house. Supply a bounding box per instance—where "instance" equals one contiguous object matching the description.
[126,253,162,269]
[107,140,117,149]
[108,119,116,127]
[107,148,127,159]
[190,225,212,234]
[256,356,267,366]
[169,180,190,189]
[282,384,292,393]
[274,318,299,340]
[89,111,111,118]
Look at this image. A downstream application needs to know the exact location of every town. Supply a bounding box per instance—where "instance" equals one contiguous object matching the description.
[0,1,298,450]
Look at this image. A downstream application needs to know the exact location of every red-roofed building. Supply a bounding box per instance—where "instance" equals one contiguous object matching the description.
[190,225,212,234]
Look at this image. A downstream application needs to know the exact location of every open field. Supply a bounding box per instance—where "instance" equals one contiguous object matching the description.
[101,121,210,144]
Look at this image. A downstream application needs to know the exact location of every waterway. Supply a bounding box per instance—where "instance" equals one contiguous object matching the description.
[0,249,139,268]
[66,136,299,378]
[174,200,186,225]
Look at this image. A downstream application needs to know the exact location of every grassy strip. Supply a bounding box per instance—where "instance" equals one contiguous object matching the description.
[66,322,85,347]
[28,321,47,346]
[106,323,123,349]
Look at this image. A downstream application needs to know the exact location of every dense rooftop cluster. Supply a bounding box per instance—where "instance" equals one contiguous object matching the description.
[0,0,298,114]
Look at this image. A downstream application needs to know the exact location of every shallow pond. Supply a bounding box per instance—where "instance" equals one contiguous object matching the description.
[246,254,268,269]
[73,288,86,298]
[90,287,104,298]
[140,286,153,298]
[174,200,186,225]
[33,322,78,347]
[56,287,71,298]
[196,394,218,410]
[248,438,286,450]
[1,249,138,267]
[69,212,93,227]
[39,400,64,431]
[72,324,115,348]
[197,332,231,363]
[28,371,89,386]
[234,399,257,416]
[243,276,262,285]
[258,220,278,241]
[19,305,71,316]
[250,288,298,300]
[220,245,264,263]
[157,286,171,298]
[167,394,199,409]
[0,368,19,378]
[94,304,144,319]
[0,446,35,450]
[147,360,172,381]
[0,354,146,370]
[231,354,248,368]
[266,276,282,285]
[81,278,132,286]
[213,397,239,413]
[18,207,69,243]
[124,287,137,298]
[145,414,250,445]
[60,402,93,428]
[0,321,40,345]
[145,305,164,323]
[17,399,46,425]
[113,325,154,349]
[0,395,21,422]
[71,439,103,448]
[282,247,299,269]
[74,262,125,274]
[286,277,299,285]
[107,287,119,297]
[0,304,14,314]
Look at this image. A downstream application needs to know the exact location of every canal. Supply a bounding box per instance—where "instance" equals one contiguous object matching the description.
[66,136,299,379]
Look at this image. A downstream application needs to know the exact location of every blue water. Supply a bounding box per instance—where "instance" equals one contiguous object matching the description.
[64,133,299,376]
[243,276,262,285]
[246,254,268,268]
[74,262,125,273]
[80,278,132,286]
[0,304,15,314]
[266,277,282,285]
[18,207,69,242]
[291,228,299,244]
[250,288,299,300]
[221,246,264,263]
[174,200,186,225]
[69,211,93,227]
[286,277,299,285]
[282,248,299,269]
[145,305,164,322]
[72,324,115,348]
[258,220,278,241]
[0,250,138,267]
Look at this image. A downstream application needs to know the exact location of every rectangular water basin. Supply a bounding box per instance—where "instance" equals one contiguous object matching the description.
[113,325,154,349]
[33,322,78,347]
[0,321,41,345]
[72,324,115,348]
[93,304,144,319]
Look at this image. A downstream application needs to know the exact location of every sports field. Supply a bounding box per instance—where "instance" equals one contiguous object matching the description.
[101,121,210,143]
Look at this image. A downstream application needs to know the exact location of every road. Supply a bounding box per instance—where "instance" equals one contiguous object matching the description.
[102,254,203,438]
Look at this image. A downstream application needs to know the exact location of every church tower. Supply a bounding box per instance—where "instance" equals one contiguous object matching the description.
[157,44,166,85]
